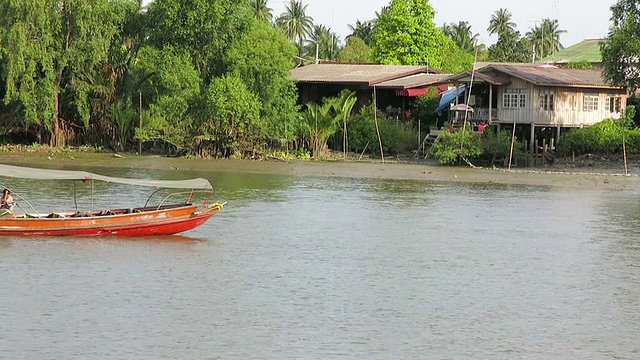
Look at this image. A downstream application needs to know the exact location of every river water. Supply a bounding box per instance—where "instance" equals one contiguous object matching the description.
[1,165,639,359]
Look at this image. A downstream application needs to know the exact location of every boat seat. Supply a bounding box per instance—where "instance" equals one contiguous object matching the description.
[70,212,90,218]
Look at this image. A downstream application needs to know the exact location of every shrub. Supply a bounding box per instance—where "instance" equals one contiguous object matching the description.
[429,129,483,165]
[344,104,417,156]
[481,130,525,162]
[558,105,637,156]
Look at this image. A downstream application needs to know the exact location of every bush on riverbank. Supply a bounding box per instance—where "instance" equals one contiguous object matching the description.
[428,129,483,164]
[340,104,416,156]
[558,106,638,156]
[429,129,526,165]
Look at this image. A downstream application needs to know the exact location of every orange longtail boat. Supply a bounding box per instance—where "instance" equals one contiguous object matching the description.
[0,164,225,237]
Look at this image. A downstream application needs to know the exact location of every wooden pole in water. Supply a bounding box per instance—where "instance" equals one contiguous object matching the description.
[139,91,142,155]
[373,85,385,163]
[508,122,517,170]
[622,109,628,175]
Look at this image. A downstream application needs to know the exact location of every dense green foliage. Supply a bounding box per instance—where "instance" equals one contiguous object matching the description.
[0,0,303,157]
[372,0,473,72]
[558,106,638,155]
[565,61,596,69]
[482,130,526,163]
[0,0,124,146]
[339,37,375,63]
[429,130,484,165]
[601,0,640,92]
[488,30,532,63]
[2,0,575,159]
[412,89,441,131]
[429,129,526,165]
[342,103,416,156]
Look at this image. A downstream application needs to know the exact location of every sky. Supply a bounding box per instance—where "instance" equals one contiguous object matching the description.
[269,0,617,47]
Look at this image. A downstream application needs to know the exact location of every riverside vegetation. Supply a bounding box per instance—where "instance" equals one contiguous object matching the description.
[0,0,470,160]
[0,0,638,164]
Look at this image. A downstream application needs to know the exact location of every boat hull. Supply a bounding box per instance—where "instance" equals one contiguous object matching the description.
[0,203,221,237]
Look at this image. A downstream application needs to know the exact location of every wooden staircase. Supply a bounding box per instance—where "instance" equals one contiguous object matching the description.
[415,130,442,159]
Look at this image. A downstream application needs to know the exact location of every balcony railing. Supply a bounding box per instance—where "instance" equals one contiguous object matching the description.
[473,108,498,122]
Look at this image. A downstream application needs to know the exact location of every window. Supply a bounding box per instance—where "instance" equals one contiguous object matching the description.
[606,96,622,113]
[539,89,555,110]
[583,95,599,112]
[503,89,526,109]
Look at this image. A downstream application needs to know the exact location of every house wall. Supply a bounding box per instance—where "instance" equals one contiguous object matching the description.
[496,77,627,127]
[531,87,626,127]
[497,78,535,125]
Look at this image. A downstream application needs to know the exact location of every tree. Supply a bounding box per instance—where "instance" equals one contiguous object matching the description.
[146,0,252,85]
[372,0,473,72]
[329,90,357,160]
[0,0,122,146]
[226,20,300,145]
[488,8,516,37]
[250,0,273,22]
[444,21,480,53]
[488,30,531,63]
[275,0,314,50]
[338,37,375,63]
[134,46,201,151]
[601,0,640,92]
[191,74,261,157]
[527,18,566,60]
[347,20,375,45]
[304,25,341,61]
[299,102,338,158]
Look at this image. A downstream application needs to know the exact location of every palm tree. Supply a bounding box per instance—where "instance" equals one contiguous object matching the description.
[488,8,516,38]
[275,0,314,49]
[300,102,338,158]
[249,0,273,22]
[526,18,566,60]
[347,20,374,45]
[304,25,341,61]
[441,22,452,38]
[446,21,479,53]
[330,90,357,161]
[543,18,566,54]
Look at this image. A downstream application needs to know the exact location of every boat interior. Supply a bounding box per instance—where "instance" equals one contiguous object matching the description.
[2,203,195,219]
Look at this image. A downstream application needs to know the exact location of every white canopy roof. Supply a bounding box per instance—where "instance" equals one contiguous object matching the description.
[0,164,213,190]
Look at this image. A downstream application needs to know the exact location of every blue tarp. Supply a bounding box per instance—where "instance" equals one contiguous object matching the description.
[434,85,466,113]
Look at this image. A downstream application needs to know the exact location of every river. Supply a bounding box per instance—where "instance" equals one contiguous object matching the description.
[0,165,639,359]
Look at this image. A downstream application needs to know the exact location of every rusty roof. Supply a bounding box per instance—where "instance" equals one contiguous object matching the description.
[474,61,541,70]
[437,71,508,86]
[375,73,451,89]
[289,64,441,86]
[487,64,619,88]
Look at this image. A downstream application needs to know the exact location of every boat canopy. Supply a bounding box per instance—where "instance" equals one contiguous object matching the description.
[0,164,213,190]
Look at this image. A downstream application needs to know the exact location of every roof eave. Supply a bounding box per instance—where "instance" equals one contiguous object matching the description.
[370,67,430,86]
[537,83,625,90]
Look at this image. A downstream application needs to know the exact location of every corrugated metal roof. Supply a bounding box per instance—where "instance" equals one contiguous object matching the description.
[474,62,540,70]
[375,73,451,89]
[438,71,508,86]
[488,64,617,88]
[289,64,436,86]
